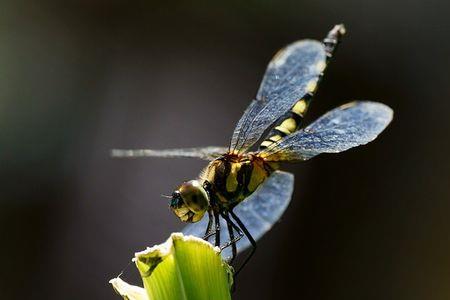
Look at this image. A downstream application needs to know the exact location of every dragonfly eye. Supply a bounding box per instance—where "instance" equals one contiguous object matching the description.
[169,180,209,223]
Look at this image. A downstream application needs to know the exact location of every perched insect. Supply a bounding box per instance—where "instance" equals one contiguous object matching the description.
[112,24,393,274]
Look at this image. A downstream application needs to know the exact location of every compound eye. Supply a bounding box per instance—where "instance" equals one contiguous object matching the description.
[179,180,209,213]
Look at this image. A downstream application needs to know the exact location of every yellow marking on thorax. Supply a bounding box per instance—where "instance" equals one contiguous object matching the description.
[247,163,267,192]
[216,193,229,205]
[201,160,218,182]
[292,100,307,115]
[226,163,241,193]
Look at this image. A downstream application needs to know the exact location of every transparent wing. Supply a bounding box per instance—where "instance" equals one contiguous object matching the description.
[229,40,326,153]
[260,101,393,161]
[111,146,227,161]
[182,171,294,260]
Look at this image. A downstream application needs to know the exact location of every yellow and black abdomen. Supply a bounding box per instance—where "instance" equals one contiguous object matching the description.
[201,156,276,208]
[259,26,344,151]
[259,96,312,150]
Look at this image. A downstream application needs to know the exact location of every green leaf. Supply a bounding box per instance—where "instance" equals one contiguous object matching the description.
[110,277,148,300]
[110,233,233,300]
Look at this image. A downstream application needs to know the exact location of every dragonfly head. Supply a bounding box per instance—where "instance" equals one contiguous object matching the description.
[170,180,209,223]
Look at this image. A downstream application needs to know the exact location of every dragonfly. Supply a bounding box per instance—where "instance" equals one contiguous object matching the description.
[112,24,393,274]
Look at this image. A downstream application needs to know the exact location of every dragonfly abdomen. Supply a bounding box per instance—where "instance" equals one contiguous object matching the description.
[259,97,312,150]
[258,24,346,152]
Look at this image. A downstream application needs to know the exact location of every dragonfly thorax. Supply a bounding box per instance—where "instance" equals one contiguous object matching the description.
[201,153,277,209]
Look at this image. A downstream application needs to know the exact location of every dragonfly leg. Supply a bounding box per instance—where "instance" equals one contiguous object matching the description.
[214,211,221,247]
[203,210,214,241]
[202,181,220,243]
[227,222,237,264]
[220,211,244,264]
[229,210,256,276]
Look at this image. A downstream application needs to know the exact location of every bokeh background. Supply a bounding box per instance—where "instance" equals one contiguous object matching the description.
[1,1,450,299]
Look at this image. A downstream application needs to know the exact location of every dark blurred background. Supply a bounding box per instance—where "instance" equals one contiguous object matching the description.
[1,1,450,299]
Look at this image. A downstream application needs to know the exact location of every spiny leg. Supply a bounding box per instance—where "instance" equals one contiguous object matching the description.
[214,211,221,247]
[225,215,237,264]
[229,210,256,276]
[220,211,244,264]
[221,212,242,293]
[203,210,214,241]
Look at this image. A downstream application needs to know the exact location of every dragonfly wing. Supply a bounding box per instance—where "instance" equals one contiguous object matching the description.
[229,40,326,153]
[260,101,393,161]
[182,171,295,260]
[110,146,228,161]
